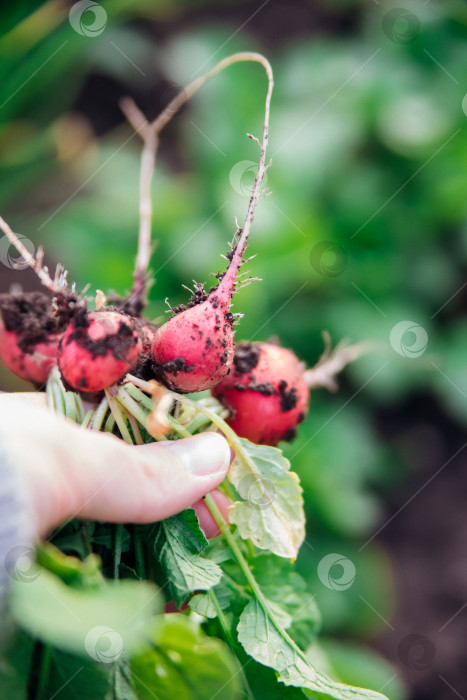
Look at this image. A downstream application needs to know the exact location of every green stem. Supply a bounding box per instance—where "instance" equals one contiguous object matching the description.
[104,412,116,433]
[125,373,153,393]
[63,390,77,422]
[35,643,52,700]
[50,378,65,414]
[124,380,155,411]
[177,395,238,443]
[105,389,134,444]
[183,412,214,433]
[133,526,146,579]
[168,416,191,438]
[128,412,143,444]
[116,386,151,430]
[81,407,96,429]
[73,393,85,423]
[245,539,256,560]
[45,377,54,410]
[124,381,227,444]
[208,589,235,647]
[47,369,84,423]
[208,590,255,700]
[204,494,309,666]
[114,524,124,581]
[205,495,260,599]
[219,479,238,503]
[90,396,109,431]
[81,522,93,556]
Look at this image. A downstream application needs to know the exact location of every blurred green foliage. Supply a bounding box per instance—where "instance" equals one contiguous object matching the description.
[1,1,467,697]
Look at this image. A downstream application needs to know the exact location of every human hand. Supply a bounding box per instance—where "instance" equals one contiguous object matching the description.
[0,393,230,539]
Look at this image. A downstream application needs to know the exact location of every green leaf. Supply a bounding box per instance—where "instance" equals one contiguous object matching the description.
[131,614,241,700]
[188,538,249,621]
[252,554,321,649]
[228,439,305,558]
[189,592,218,618]
[10,568,161,658]
[117,563,140,581]
[241,652,308,700]
[153,508,223,607]
[35,648,138,700]
[0,629,34,700]
[191,545,319,653]
[109,657,138,700]
[189,569,247,622]
[92,524,131,555]
[41,647,111,700]
[237,600,388,700]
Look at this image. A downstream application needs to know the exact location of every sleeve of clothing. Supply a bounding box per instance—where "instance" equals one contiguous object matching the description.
[0,442,34,621]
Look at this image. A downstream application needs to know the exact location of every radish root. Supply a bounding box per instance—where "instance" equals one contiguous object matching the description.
[120,51,274,312]
[304,332,376,392]
[0,216,70,297]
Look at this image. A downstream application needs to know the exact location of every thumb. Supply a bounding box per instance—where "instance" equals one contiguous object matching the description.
[76,432,231,524]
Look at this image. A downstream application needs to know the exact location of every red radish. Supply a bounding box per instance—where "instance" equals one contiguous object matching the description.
[151,235,251,393]
[0,291,65,386]
[58,310,142,392]
[0,322,60,385]
[212,341,309,446]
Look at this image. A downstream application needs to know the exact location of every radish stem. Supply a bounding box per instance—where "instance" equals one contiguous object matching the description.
[116,386,151,430]
[104,412,116,433]
[35,643,52,700]
[124,380,155,411]
[113,524,124,581]
[204,493,313,669]
[81,407,96,429]
[90,395,109,431]
[127,411,143,444]
[105,388,133,443]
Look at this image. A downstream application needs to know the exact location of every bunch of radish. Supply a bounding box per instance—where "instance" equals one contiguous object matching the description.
[0,52,368,447]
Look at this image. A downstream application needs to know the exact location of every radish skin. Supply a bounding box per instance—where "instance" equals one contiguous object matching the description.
[151,238,249,393]
[212,341,309,446]
[58,311,142,393]
[0,321,60,385]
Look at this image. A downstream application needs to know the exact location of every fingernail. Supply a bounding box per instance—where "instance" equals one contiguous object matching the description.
[165,433,230,476]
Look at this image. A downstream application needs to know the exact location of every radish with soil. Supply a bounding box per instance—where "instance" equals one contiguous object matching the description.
[212,341,309,445]
[151,233,253,393]
[57,310,143,393]
[0,291,66,386]
[213,337,372,445]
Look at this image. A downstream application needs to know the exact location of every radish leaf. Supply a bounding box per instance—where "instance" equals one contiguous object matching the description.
[131,614,241,700]
[228,439,305,558]
[152,508,223,607]
[237,599,388,700]
[10,569,160,658]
